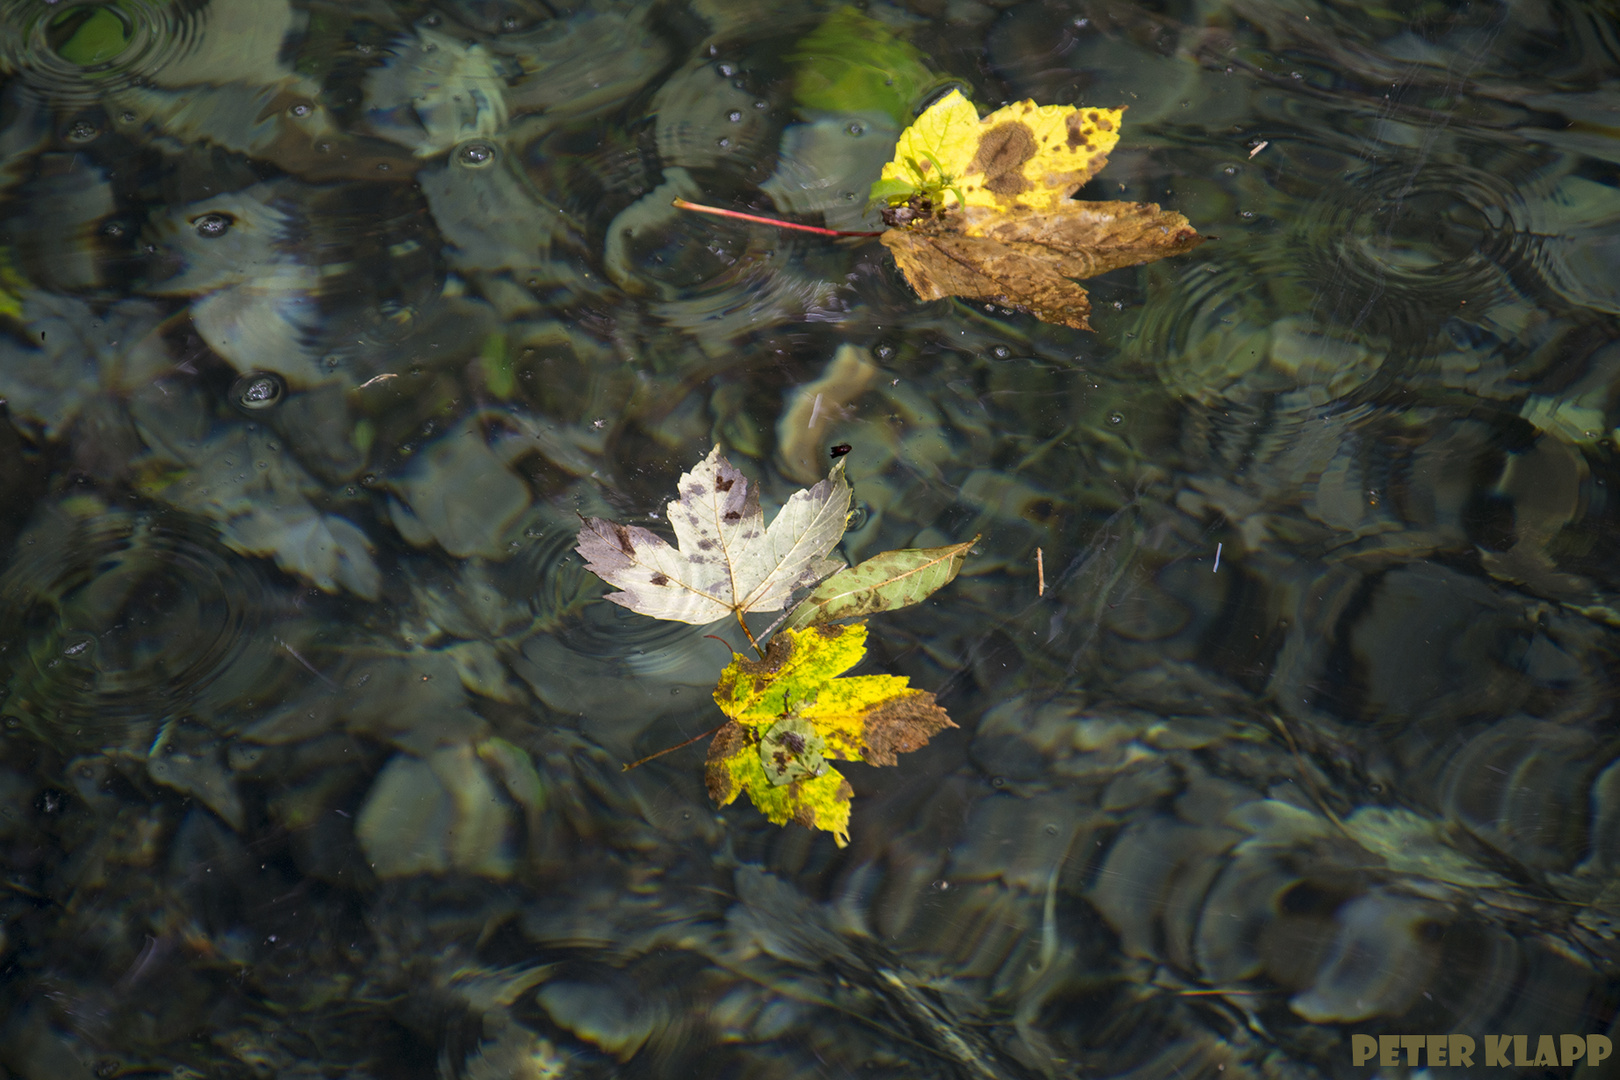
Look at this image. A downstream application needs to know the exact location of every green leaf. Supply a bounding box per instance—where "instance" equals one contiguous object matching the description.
[866,176,917,205]
[53,6,131,66]
[786,7,937,126]
[480,332,516,400]
[784,537,975,630]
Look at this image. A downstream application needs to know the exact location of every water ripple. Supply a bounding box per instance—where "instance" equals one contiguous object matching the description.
[1293,153,1552,342]
[0,0,203,105]
[0,500,277,743]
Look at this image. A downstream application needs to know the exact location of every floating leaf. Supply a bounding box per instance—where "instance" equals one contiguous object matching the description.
[870,90,1204,330]
[705,621,954,846]
[707,721,854,846]
[882,202,1203,330]
[576,446,850,626]
[784,537,976,630]
[759,713,829,785]
[876,90,1122,215]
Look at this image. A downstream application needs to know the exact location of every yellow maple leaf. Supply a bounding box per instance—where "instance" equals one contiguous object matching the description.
[705,621,955,846]
[873,89,1123,215]
[869,90,1202,330]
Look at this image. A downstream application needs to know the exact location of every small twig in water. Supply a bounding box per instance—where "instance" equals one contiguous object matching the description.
[622,723,727,772]
[672,198,884,238]
[276,637,339,689]
[703,633,737,654]
[1037,547,1045,596]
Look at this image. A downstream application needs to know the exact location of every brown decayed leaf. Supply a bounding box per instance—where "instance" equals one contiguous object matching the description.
[854,693,954,767]
[882,200,1204,331]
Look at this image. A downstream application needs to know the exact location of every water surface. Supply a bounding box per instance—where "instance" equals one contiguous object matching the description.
[0,0,1618,1077]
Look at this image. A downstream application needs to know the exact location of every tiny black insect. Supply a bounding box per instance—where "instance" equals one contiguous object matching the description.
[829,444,852,458]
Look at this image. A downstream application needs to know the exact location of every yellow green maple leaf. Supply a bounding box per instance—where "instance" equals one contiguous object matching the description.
[706,621,955,847]
[872,89,1123,215]
[706,720,854,846]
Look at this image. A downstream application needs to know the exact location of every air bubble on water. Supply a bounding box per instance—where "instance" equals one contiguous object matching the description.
[1240,210,1254,218]
[716,137,731,149]
[846,121,865,136]
[456,141,495,167]
[726,110,742,123]
[1108,411,1124,425]
[992,345,1011,360]
[289,102,312,118]
[194,213,232,238]
[717,62,736,77]
[66,120,98,142]
[231,371,285,411]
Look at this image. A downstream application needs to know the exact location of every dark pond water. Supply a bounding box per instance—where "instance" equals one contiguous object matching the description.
[1,0,1619,1076]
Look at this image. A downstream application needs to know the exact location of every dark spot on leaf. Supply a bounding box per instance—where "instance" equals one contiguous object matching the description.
[1065,113,1088,149]
[781,731,806,755]
[698,538,715,550]
[715,477,734,492]
[1096,113,1113,132]
[612,525,635,555]
[970,122,1036,196]
[650,573,669,586]
[724,510,742,521]
[737,633,795,678]
[830,443,852,458]
[687,484,706,498]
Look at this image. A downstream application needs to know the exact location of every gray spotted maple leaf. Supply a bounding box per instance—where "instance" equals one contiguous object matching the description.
[576,446,851,628]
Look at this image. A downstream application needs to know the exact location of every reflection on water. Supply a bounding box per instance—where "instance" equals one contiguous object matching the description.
[0,0,1618,1075]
